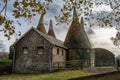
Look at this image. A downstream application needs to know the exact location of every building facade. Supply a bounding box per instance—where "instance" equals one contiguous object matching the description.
[12,7,96,73]
[64,7,93,67]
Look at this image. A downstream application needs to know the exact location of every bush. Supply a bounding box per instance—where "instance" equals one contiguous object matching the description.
[0,58,12,65]
[0,59,12,74]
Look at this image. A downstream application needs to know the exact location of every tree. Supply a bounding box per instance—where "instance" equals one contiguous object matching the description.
[0,52,8,59]
[9,45,14,60]
[0,0,119,40]
[111,31,120,49]
[0,40,7,59]
[0,0,52,40]
[56,0,119,27]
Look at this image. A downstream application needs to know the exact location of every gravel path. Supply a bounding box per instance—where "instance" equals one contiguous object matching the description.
[86,67,117,74]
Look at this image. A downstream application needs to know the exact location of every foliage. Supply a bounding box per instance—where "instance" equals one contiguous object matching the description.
[111,31,120,48]
[0,0,119,40]
[0,58,12,65]
[0,0,15,40]
[12,0,52,19]
[55,0,119,27]
[0,0,53,40]
[9,45,14,60]
[55,0,93,25]
[0,70,91,80]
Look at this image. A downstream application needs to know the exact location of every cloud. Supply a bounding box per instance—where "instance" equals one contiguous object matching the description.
[90,11,119,27]
[47,4,61,17]
[89,27,120,56]
[85,27,95,35]
[0,0,120,58]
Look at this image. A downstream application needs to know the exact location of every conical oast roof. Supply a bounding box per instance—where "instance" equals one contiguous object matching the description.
[48,20,56,38]
[37,13,47,34]
[64,7,92,49]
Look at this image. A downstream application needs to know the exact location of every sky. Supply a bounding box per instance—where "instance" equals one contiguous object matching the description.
[0,0,120,56]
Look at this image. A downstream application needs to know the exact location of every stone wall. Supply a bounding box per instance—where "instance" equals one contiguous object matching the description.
[14,29,53,73]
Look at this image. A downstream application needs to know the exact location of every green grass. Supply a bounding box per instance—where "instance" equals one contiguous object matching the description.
[90,66,113,69]
[0,70,91,80]
[0,58,12,65]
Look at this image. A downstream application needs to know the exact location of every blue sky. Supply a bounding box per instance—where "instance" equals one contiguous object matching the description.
[0,0,120,56]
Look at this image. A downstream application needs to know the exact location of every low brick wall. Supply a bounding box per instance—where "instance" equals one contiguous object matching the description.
[69,71,120,80]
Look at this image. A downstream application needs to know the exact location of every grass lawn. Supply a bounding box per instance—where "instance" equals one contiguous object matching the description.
[0,70,91,80]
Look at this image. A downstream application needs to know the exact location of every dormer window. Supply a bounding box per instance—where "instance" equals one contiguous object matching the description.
[23,47,28,54]
[37,47,44,54]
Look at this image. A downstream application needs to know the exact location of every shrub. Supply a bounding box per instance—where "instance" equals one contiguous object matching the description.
[0,59,12,74]
[0,58,12,65]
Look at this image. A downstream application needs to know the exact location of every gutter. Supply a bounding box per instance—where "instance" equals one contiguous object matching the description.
[12,46,16,72]
[50,46,53,72]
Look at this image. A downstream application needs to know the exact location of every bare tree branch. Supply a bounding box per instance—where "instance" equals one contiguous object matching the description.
[0,0,7,15]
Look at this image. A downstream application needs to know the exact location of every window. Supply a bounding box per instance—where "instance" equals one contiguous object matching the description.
[62,50,64,56]
[37,47,44,54]
[23,47,28,54]
[57,48,59,55]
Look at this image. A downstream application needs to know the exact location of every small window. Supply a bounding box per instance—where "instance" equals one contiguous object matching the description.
[37,47,44,54]
[62,50,64,56]
[57,48,59,55]
[23,47,28,54]
[53,55,55,57]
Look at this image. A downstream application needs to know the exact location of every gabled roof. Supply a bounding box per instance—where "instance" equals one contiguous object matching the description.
[37,13,47,34]
[15,27,67,49]
[47,20,56,38]
[64,7,92,49]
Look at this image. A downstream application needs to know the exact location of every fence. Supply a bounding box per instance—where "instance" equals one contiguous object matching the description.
[52,60,83,70]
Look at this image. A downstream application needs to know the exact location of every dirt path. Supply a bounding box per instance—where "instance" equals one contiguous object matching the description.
[70,71,120,80]
[86,67,117,74]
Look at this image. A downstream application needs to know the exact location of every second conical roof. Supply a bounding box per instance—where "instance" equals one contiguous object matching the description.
[48,20,56,38]
[64,7,92,49]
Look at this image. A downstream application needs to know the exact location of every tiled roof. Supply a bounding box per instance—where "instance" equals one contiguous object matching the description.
[15,27,67,49]
[94,48,114,56]
[34,28,67,49]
